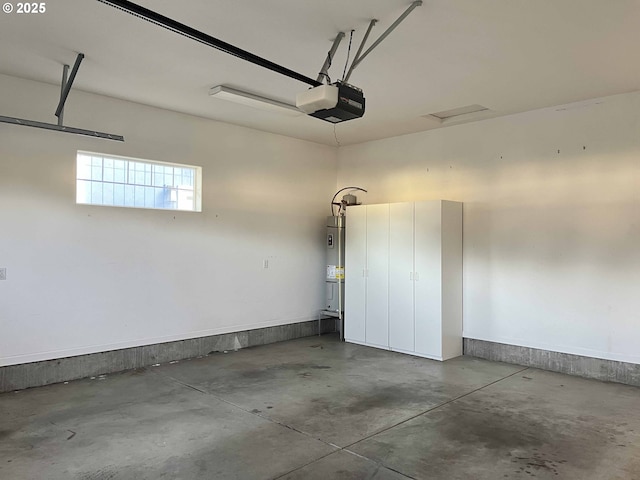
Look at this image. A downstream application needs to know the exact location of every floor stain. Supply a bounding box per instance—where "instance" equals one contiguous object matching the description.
[237,363,333,383]
[310,383,442,417]
[511,454,562,476]
[80,467,118,479]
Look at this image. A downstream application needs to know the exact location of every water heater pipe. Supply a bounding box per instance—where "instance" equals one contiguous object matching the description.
[330,186,368,216]
[338,219,344,340]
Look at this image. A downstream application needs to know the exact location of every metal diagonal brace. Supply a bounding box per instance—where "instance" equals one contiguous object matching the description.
[58,64,69,126]
[55,53,84,119]
[344,1,422,83]
[343,20,377,83]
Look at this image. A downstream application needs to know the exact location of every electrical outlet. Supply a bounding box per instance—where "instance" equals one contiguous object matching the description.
[0,268,6,280]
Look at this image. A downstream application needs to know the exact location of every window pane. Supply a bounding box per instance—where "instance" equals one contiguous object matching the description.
[91,181,103,204]
[114,166,125,183]
[183,169,194,187]
[144,186,155,208]
[114,184,125,206]
[134,186,145,207]
[103,183,114,206]
[154,165,163,185]
[124,184,135,206]
[127,163,135,184]
[164,173,173,187]
[76,152,201,212]
[153,171,163,187]
[91,166,102,181]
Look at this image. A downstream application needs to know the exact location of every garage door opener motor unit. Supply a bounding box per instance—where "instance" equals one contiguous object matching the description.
[296,82,365,123]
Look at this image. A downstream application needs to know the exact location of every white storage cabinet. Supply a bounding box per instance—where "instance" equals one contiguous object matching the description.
[344,200,462,361]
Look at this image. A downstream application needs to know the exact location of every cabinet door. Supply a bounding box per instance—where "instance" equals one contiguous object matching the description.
[365,204,390,348]
[440,201,463,359]
[388,202,415,352]
[345,206,367,343]
[414,201,443,358]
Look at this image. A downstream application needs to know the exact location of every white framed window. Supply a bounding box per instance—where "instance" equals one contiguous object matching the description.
[76,151,202,212]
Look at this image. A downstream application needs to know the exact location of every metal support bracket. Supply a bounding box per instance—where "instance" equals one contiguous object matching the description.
[55,53,84,120]
[344,1,422,83]
[316,32,345,84]
[0,52,124,141]
[0,115,124,141]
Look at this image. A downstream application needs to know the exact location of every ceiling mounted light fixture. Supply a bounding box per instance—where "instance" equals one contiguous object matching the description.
[209,86,302,116]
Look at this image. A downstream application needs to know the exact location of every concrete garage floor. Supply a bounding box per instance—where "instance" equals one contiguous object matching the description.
[1,335,639,479]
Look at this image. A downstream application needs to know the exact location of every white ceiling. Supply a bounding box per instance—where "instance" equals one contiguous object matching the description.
[1,0,639,146]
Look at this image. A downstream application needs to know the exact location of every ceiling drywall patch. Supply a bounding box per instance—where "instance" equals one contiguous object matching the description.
[556,101,604,111]
[428,104,489,120]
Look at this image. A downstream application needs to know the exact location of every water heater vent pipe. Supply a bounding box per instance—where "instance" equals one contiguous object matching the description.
[330,186,367,216]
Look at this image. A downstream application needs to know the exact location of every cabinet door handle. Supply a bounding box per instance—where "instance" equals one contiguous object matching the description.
[415,272,420,281]
[409,272,414,280]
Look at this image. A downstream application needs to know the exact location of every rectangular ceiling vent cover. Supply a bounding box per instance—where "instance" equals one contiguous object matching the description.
[426,104,490,122]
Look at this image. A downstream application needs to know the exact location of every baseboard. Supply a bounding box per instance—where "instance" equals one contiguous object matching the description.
[0,319,337,393]
[463,338,640,387]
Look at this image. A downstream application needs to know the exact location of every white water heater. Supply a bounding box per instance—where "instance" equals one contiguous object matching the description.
[322,188,366,339]
[325,215,345,316]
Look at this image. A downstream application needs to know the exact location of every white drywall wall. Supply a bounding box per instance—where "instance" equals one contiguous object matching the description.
[0,74,338,366]
[337,92,640,364]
